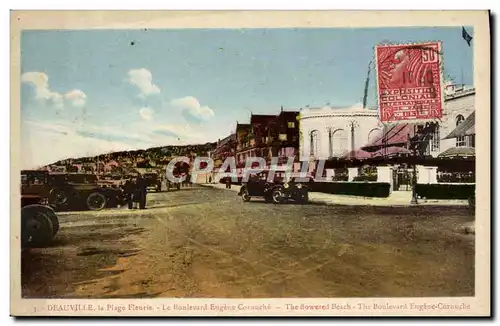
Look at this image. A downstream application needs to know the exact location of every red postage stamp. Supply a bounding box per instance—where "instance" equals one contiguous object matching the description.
[375,42,444,123]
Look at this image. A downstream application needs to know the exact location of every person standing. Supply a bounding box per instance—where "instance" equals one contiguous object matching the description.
[136,174,147,209]
[123,176,135,209]
[132,176,141,209]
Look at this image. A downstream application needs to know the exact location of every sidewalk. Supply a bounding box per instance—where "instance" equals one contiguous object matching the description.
[201,183,469,207]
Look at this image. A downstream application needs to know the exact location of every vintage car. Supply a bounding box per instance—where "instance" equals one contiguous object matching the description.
[20,170,60,248]
[98,174,124,188]
[48,172,125,211]
[237,171,309,204]
[142,172,162,192]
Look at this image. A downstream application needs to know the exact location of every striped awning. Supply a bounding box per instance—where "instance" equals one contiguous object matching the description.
[438,146,475,158]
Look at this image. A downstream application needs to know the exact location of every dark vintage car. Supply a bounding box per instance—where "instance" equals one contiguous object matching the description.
[20,170,60,248]
[142,172,162,192]
[237,171,309,204]
[48,172,125,211]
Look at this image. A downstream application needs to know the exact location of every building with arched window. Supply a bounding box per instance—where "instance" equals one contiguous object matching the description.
[298,106,381,160]
[455,114,466,147]
[361,83,475,158]
[439,84,475,153]
[309,130,320,157]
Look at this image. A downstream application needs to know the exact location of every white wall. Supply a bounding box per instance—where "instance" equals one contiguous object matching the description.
[438,91,475,156]
[298,88,475,160]
[299,107,381,160]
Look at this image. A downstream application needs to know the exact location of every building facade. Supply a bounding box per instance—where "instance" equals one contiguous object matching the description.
[298,106,381,160]
[439,83,475,154]
[235,109,300,167]
[361,83,476,157]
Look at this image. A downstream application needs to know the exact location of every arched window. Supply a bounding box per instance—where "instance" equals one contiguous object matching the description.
[310,130,319,157]
[456,114,466,147]
[367,128,382,144]
[331,129,348,155]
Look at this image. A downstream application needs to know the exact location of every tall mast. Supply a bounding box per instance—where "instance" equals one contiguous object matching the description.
[362,61,372,108]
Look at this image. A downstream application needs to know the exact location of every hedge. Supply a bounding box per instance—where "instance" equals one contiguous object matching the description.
[416,183,475,200]
[309,182,391,198]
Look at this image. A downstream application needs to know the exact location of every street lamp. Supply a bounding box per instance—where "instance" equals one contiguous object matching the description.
[410,124,419,205]
[348,120,359,159]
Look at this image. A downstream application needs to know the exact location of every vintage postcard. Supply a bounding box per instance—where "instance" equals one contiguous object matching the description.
[10,10,490,317]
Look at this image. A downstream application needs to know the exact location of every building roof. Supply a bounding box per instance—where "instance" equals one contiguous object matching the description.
[278,110,300,118]
[438,146,475,158]
[250,114,276,124]
[443,111,475,140]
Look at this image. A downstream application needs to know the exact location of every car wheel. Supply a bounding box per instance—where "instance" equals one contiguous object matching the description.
[86,192,107,211]
[21,205,55,248]
[271,188,283,204]
[49,188,69,206]
[241,188,251,202]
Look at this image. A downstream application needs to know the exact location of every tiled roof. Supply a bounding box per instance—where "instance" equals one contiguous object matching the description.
[250,114,276,124]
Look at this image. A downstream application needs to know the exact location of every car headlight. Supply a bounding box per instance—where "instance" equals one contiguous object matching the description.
[297,184,302,189]
[284,183,289,189]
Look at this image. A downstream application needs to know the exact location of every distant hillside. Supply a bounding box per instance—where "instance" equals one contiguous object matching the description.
[48,141,218,169]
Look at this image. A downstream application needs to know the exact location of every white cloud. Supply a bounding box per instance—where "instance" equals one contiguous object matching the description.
[21,72,87,109]
[127,68,161,98]
[64,89,87,108]
[139,107,154,121]
[21,119,215,169]
[21,72,63,107]
[21,121,135,169]
[170,96,215,123]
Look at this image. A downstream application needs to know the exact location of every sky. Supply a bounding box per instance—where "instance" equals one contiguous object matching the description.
[20,27,474,169]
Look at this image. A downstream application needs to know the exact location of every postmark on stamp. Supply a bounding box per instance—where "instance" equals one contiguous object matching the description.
[375,42,444,123]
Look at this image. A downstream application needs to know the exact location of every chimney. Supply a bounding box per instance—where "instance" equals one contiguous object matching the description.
[281,105,283,112]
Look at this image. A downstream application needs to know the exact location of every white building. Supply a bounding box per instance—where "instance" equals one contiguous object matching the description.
[298,83,476,162]
[439,83,475,154]
[298,105,382,160]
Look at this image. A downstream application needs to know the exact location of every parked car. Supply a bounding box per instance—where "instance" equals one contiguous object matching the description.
[47,172,125,211]
[20,170,60,248]
[238,171,309,204]
[98,174,125,189]
[142,172,162,192]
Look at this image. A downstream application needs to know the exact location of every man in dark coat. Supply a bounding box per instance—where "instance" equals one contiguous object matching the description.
[123,176,135,209]
[135,175,147,209]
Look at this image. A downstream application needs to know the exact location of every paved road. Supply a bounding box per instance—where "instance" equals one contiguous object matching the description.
[21,185,474,298]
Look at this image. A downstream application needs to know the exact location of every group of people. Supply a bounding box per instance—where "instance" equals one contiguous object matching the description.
[122,175,148,210]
